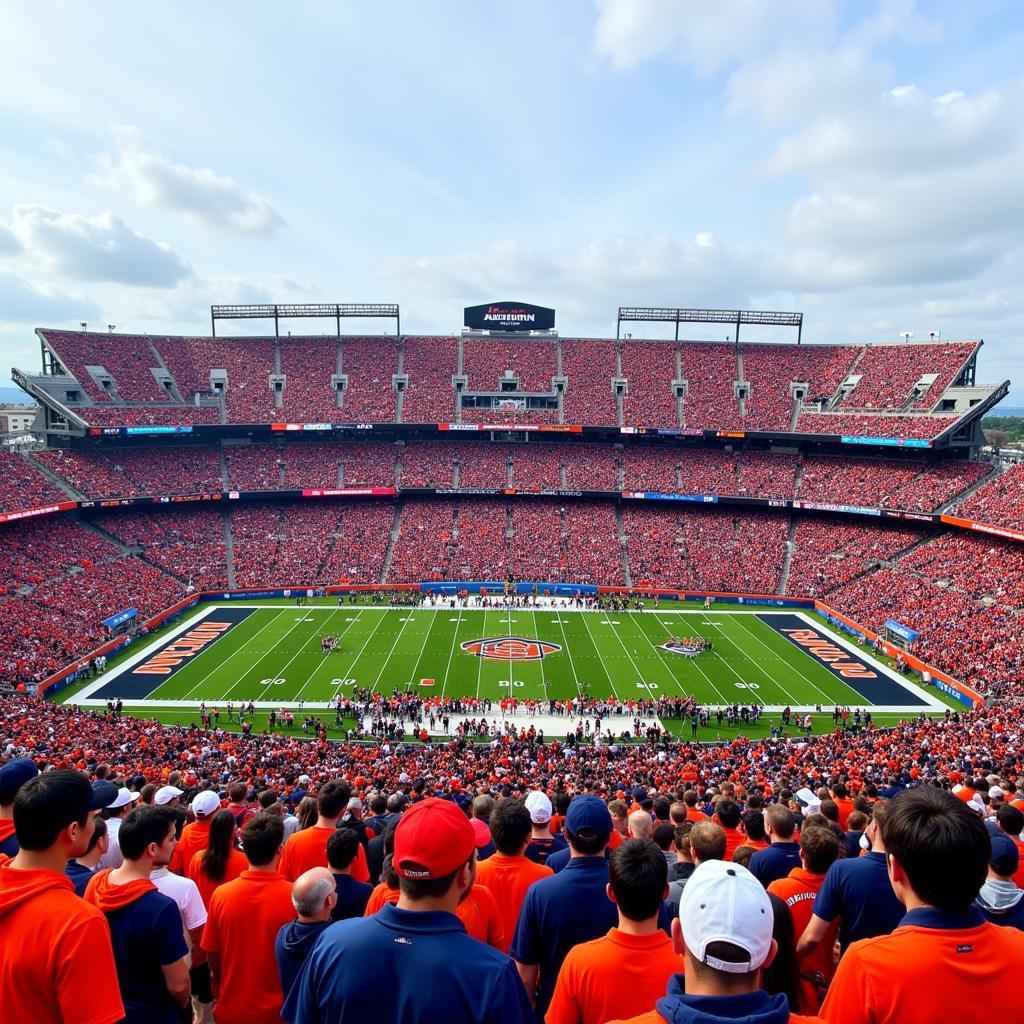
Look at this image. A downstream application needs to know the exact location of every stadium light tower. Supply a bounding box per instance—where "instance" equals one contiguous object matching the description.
[928,330,940,340]
[900,331,914,342]
[80,321,87,331]
[107,324,116,333]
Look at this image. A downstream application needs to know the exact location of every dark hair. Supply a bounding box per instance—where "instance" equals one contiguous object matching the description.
[167,805,187,840]
[652,797,672,821]
[652,822,675,852]
[317,780,352,820]
[83,815,108,854]
[13,772,94,850]
[609,838,667,921]
[139,783,157,805]
[762,893,801,1007]
[370,794,387,815]
[566,827,608,856]
[228,782,247,803]
[118,805,177,861]
[765,804,795,840]
[832,782,848,799]
[819,799,839,823]
[996,804,1023,837]
[683,790,699,807]
[398,853,473,900]
[258,789,279,809]
[241,811,285,866]
[490,797,532,854]
[674,822,693,855]
[201,810,238,882]
[742,810,766,843]
[732,845,755,869]
[327,827,360,870]
[800,826,842,875]
[881,788,990,909]
[380,821,400,888]
[715,800,741,829]
[690,821,727,862]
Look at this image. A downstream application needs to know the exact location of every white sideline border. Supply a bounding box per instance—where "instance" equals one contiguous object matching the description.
[64,605,948,715]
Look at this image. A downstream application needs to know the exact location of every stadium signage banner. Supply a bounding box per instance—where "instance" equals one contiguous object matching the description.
[101,607,137,630]
[841,435,931,448]
[0,500,76,524]
[301,487,397,497]
[622,492,718,503]
[792,500,881,517]
[464,301,555,332]
[940,513,1024,543]
[884,619,919,643]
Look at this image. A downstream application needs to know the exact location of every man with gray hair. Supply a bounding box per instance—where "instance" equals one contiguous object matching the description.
[275,866,338,999]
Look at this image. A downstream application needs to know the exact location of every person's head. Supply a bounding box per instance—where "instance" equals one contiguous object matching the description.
[988,832,1020,881]
[846,810,869,834]
[831,781,848,800]
[673,822,694,862]
[652,822,675,852]
[715,800,741,830]
[882,788,990,910]
[819,799,839,824]
[0,758,39,809]
[669,801,687,826]
[741,810,766,844]
[13,771,108,858]
[762,893,800,1009]
[608,838,668,922]
[566,795,613,855]
[200,809,238,882]
[524,791,552,831]
[996,803,1023,838]
[799,826,842,876]
[689,820,727,865]
[241,811,285,868]
[653,796,672,822]
[77,815,108,864]
[191,790,220,820]
[628,809,654,841]
[674,861,777,996]
[607,799,628,834]
[369,794,387,816]
[118,805,178,868]
[327,827,360,872]
[470,793,494,823]
[227,782,247,804]
[316,780,352,821]
[764,804,795,842]
[732,845,755,869]
[393,798,476,908]
[139,783,157,805]
[683,790,699,808]
[292,867,337,922]
[865,799,889,851]
[295,795,318,830]
[490,797,532,855]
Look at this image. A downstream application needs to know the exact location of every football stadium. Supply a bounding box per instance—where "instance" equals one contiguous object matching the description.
[3,7,1024,1024]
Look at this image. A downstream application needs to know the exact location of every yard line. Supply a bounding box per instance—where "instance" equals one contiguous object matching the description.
[438,606,463,700]
[368,610,422,693]
[405,609,446,688]
[312,608,392,694]
[177,608,292,703]
[529,608,549,701]
[646,613,732,706]
[597,609,665,703]
[548,610,583,698]
[731,615,832,706]
[628,613,730,706]
[291,607,366,705]
[577,610,622,701]
[474,611,488,700]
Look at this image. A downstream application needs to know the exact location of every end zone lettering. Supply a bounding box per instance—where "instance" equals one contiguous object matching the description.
[782,628,877,679]
[135,621,234,675]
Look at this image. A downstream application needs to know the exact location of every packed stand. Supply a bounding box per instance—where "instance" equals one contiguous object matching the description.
[456,444,512,489]
[561,339,617,425]
[386,499,458,581]
[0,450,67,512]
[838,341,976,411]
[40,330,169,403]
[735,452,798,500]
[397,441,457,488]
[337,337,398,423]
[463,338,556,393]
[561,444,619,492]
[509,444,563,491]
[620,341,680,428]
[400,336,458,422]
[78,405,222,426]
[955,460,1024,530]
[278,337,342,422]
[679,344,741,430]
[226,444,283,491]
[796,411,960,439]
[318,501,394,584]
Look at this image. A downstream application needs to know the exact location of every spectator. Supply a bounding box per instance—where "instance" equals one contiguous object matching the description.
[667,821,696,885]
[186,809,248,910]
[169,790,219,874]
[0,757,39,857]
[0,771,125,1024]
[98,786,141,870]
[523,791,567,866]
[476,797,552,953]
[154,785,184,807]
[83,805,191,1022]
[275,866,337,1000]
[283,797,533,1023]
[994,803,1024,886]
[202,812,296,1024]
[739,809,769,853]
[66,815,109,896]
[763,892,802,1012]
[796,801,904,959]
[326,828,373,921]
[749,806,801,887]
[768,827,843,1013]
[820,787,1024,1024]
[280,779,369,883]
[471,794,497,861]
[843,810,868,860]
[607,859,817,1024]
[713,800,745,860]
[653,822,677,870]
[457,819,506,949]
[547,838,683,1024]
[973,831,1024,930]
[666,819,727,920]
[511,794,618,1020]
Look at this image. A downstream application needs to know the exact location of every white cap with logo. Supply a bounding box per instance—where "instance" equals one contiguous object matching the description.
[679,860,773,974]
[524,791,552,824]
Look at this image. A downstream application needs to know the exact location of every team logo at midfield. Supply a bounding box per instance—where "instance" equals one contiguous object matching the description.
[461,636,562,661]
[659,641,705,657]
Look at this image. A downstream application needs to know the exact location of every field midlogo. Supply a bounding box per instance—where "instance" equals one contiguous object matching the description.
[659,640,706,657]
[461,636,561,661]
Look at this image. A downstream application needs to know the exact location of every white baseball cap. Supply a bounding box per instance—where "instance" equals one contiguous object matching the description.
[679,860,773,975]
[154,785,184,806]
[109,787,141,810]
[967,796,986,814]
[524,791,552,824]
[191,791,221,816]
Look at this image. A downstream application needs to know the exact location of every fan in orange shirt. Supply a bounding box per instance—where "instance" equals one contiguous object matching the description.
[712,799,746,860]
[768,826,843,1014]
[279,779,370,882]
[475,797,551,953]
[546,838,683,1024]
[169,789,220,874]
[187,808,248,911]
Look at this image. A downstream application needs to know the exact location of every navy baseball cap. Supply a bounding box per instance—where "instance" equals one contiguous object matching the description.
[565,794,613,840]
[0,758,39,801]
[90,780,120,810]
[989,832,1020,877]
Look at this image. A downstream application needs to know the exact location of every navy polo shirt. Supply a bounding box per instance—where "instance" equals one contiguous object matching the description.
[65,860,97,897]
[103,889,188,1024]
[282,902,533,1024]
[523,834,567,867]
[749,841,801,887]
[545,844,611,874]
[510,855,617,1020]
[331,873,373,921]
[813,850,905,949]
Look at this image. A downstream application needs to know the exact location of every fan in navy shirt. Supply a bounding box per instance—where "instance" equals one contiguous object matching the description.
[327,828,373,920]
[511,794,618,1021]
[748,806,801,887]
[975,832,1024,930]
[66,815,109,896]
[284,798,532,1024]
[276,867,337,1000]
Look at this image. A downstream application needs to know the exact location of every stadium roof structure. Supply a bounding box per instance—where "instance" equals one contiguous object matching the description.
[616,306,803,344]
[210,303,400,337]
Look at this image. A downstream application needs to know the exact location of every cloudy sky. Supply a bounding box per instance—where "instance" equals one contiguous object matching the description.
[1,1,1021,395]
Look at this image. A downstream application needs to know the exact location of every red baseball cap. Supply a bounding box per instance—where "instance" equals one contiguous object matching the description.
[394,797,476,880]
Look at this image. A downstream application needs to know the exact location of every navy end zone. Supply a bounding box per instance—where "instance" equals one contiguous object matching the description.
[757,614,927,707]
[90,607,255,699]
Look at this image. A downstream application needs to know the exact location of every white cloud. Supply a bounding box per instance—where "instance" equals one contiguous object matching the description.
[5,204,193,287]
[88,126,284,235]
[0,271,100,325]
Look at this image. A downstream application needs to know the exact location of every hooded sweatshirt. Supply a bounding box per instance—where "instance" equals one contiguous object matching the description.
[84,868,189,1024]
[975,878,1024,930]
[0,864,125,1024]
[275,918,331,999]
[0,817,17,856]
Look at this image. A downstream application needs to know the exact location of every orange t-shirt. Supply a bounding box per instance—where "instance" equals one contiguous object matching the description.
[739,838,770,852]
[820,916,1024,1024]
[545,926,684,1024]
[720,826,745,861]
[474,851,552,953]
[186,846,248,910]
[685,806,707,823]
[457,882,505,948]
[170,817,212,874]
[201,869,296,1024]
[279,824,369,882]
[832,797,854,830]
[608,828,624,850]
[364,881,400,915]
[769,867,837,1014]
[0,866,125,1024]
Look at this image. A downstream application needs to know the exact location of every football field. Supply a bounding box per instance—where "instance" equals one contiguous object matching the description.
[68,600,944,719]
